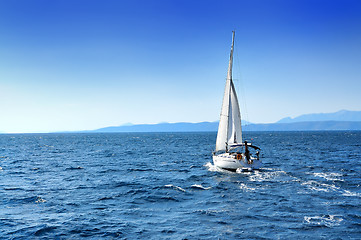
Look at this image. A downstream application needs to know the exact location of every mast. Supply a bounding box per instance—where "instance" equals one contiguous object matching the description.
[226,31,235,144]
[215,31,236,152]
[227,31,235,83]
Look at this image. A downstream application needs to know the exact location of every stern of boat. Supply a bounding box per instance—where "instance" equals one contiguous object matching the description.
[212,153,243,171]
[239,157,262,170]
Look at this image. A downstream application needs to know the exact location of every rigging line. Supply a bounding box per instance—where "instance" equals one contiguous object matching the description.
[234,44,249,126]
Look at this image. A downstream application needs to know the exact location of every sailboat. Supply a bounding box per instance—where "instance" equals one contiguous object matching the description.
[212,31,262,172]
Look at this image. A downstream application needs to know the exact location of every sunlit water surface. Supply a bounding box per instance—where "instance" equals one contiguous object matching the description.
[1,132,360,239]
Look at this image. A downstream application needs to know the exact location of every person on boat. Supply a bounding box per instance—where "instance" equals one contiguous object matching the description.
[244,141,250,161]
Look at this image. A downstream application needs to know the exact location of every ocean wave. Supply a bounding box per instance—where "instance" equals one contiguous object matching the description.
[9,196,46,205]
[34,225,57,236]
[191,184,211,190]
[66,166,84,170]
[304,215,343,227]
[342,190,361,197]
[239,183,256,191]
[170,168,190,173]
[129,168,152,172]
[299,178,361,198]
[98,196,115,201]
[114,181,134,188]
[4,187,23,191]
[126,189,149,196]
[194,209,229,216]
[140,195,179,203]
[164,184,186,192]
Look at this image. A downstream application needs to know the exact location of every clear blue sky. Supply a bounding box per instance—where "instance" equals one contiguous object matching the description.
[1,0,360,133]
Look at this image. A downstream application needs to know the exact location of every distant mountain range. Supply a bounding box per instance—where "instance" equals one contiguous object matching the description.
[277,110,361,123]
[92,120,253,133]
[90,110,361,132]
[243,121,361,131]
[93,121,220,133]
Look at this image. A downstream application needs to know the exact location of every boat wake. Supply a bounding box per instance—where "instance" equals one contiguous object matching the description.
[248,169,293,182]
[205,162,264,175]
[205,162,220,172]
[312,172,344,181]
[301,180,340,193]
[204,162,237,173]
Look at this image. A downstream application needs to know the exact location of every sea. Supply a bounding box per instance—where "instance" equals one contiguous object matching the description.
[0,131,360,239]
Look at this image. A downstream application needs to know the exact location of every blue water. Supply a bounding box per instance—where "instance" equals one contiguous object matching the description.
[1,131,360,239]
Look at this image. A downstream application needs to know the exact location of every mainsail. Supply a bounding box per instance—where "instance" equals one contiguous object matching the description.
[215,31,243,152]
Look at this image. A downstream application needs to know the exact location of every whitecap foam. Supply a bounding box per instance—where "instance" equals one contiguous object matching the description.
[191,184,211,190]
[248,170,291,182]
[313,172,344,181]
[301,179,361,198]
[194,209,229,215]
[342,190,361,197]
[301,180,340,193]
[304,215,343,227]
[164,184,186,192]
[239,183,256,192]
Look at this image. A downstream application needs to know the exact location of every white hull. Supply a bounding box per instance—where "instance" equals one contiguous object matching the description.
[213,153,242,170]
[213,153,262,171]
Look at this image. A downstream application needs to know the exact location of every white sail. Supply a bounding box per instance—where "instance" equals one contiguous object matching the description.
[215,31,242,152]
[228,79,242,145]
